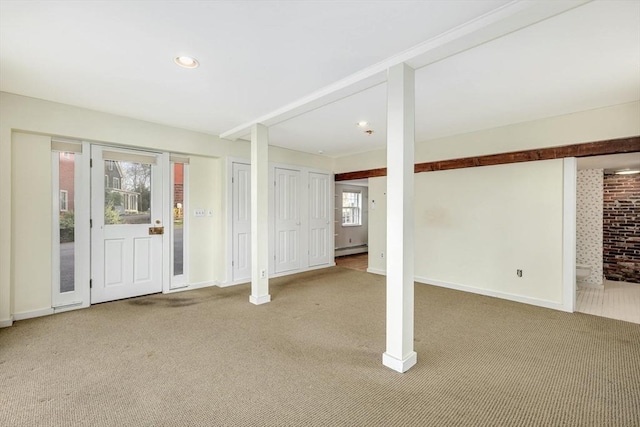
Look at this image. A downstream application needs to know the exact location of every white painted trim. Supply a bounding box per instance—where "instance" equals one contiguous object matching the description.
[366,268,386,276]
[163,280,217,294]
[0,317,13,328]
[249,294,271,305]
[161,152,172,293]
[383,351,417,373]
[562,157,578,313]
[169,158,190,290]
[13,308,54,321]
[217,279,249,288]
[414,276,569,312]
[219,263,336,287]
[220,0,589,140]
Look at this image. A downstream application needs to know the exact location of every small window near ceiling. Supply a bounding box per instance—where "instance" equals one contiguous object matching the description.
[60,190,68,212]
[342,191,361,226]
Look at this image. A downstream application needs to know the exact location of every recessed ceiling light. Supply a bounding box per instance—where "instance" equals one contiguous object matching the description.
[174,56,199,69]
[356,121,368,127]
[615,169,640,175]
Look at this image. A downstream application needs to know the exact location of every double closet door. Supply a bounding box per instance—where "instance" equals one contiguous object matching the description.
[231,163,332,283]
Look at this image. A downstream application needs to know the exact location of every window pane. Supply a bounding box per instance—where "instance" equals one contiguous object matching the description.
[59,153,75,293]
[104,160,151,224]
[341,191,362,225]
[173,163,184,276]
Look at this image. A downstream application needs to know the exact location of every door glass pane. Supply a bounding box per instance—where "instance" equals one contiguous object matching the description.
[59,152,75,293]
[173,163,184,276]
[104,160,151,224]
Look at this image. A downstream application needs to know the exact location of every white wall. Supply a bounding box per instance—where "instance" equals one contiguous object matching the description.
[576,169,604,286]
[368,159,567,307]
[335,101,640,173]
[0,92,332,325]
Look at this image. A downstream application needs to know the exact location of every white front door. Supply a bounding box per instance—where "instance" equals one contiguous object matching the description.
[91,146,164,303]
[274,167,301,274]
[232,162,251,282]
[308,172,332,267]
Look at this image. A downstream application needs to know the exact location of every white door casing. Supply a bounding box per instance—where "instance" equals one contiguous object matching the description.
[274,167,301,274]
[91,146,164,303]
[309,172,332,267]
[232,162,251,282]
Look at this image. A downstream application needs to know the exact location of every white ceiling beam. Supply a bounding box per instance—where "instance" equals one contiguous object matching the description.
[219,0,591,141]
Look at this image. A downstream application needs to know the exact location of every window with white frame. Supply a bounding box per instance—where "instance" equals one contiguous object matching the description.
[60,190,68,212]
[342,191,361,226]
[113,177,120,189]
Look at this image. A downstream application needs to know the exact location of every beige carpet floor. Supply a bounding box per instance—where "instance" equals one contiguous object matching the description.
[1,267,639,426]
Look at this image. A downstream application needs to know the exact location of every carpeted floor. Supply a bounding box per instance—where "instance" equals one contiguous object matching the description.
[1,267,639,426]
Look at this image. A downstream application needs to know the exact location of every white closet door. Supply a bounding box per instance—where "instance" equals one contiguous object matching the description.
[308,172,332,266]
[274,168,301,273]
[232,162,251,282]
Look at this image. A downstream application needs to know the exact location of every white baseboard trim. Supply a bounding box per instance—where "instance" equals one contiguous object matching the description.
[13,308,54,321]
[383,351,417,373]
[165,281,217,294]
[366,268,386,276]
[414,276,567,312]
[0,317,13,328]
[249,294,271,305]
[220,263,338,288]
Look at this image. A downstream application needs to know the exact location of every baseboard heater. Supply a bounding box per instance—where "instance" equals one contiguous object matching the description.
[335,244,368,256]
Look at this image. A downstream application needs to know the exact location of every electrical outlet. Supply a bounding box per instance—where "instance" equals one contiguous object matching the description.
[381,252,384,258]
[517,269,523,277]
[260,269,266,279]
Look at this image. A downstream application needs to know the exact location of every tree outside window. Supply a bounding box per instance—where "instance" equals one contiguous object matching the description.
[342,191,361,226]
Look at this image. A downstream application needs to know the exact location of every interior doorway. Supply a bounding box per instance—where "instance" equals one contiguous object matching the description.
[575,153,640,324]
[334,179,369,268]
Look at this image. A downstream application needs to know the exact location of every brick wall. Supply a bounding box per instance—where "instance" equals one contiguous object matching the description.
[603,174,640,283]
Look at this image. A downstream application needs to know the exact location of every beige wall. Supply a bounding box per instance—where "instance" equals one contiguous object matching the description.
[335,101,640,173]
[11,133,53,316]
[368,159,566,306]
[0,92,332,324]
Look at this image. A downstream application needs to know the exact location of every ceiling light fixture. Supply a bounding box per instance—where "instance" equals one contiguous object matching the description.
[614,169,640,175]
[174,56,199,69]
[365,130,374,135]
[356,121,368,127]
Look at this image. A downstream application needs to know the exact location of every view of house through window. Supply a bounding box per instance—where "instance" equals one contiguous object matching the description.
[173,163,184,276]
[104,160,151,225]
[58,152,75,293]
[342,191,362,226]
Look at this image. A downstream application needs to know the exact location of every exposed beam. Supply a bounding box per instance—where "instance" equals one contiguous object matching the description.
[334,136,640,181]
[220,1,591,141]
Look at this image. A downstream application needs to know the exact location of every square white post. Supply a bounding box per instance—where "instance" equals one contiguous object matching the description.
[383,63,416,373]
[250,123,270,305]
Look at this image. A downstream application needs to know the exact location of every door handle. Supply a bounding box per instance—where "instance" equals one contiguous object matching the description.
[149,226,164,235]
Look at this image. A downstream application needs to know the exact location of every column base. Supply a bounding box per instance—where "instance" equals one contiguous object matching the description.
[383,351,417,373]
[249,294,271,305]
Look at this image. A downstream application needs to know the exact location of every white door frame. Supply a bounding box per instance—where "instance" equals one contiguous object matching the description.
[90,145,169,303]
[225,158,250,286]
[51,140,91,312]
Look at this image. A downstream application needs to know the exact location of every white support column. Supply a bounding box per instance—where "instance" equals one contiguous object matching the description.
[383,63,416,373]
[250,123,271,305]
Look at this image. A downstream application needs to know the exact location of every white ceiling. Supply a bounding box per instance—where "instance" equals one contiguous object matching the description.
[1,1,639,158]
